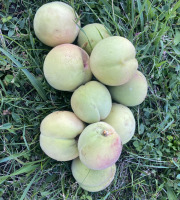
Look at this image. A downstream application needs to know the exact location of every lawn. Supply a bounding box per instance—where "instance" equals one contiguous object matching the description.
[0,0,180,199]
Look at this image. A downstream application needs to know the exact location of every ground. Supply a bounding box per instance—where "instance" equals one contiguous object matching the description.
[0,0,180,199]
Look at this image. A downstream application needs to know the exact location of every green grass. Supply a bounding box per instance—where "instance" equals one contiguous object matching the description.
[0,0,180,199]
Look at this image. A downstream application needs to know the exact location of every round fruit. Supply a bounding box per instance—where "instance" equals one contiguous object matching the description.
[43,44,92,91]
[78,122,122,170]
[40,111,85,161]
[78,23,110,55]
[103,103,136,144]
[71,81,112,123]
[72,158,116,192]
[109,71,148,106]
[33,1,80,47]
[90,36,138,86]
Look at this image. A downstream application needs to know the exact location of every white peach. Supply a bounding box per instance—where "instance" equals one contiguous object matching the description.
[43,44,92,91]
[34,1,80,47]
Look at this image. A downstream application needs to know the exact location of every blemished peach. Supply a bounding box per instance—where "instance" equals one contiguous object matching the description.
[72,158,116,192]
[90,36,138,86]
[78,23,110,55]
[43,44,92,91]
[109,71,148,106]
[71,81,112,123]
[40,111,85,161]
[33,1,80,47]
[78,122,122,170]
[103,103,136,144]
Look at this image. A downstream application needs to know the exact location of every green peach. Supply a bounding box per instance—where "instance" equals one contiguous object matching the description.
[72,158,116,192]
[103,103,136,144]
[71,81,112,123]
[40,111,85,161]
[78,122,122,170]
[43,44,92,91]
[90,36,138,86]
[109,71,148,106]
[78,23,110,55]
[33,1,80,47]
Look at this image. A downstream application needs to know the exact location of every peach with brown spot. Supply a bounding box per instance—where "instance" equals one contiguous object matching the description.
[78,122,122,170]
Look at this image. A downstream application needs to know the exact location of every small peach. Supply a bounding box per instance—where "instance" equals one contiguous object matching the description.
[40,111,85,161]
[109,71,148,106]
[78,23,110,55]
[72,158,116,192]
[71,81,112,123]
[103,103,136,144]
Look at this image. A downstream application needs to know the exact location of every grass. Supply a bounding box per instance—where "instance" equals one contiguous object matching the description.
[0,0,179,199]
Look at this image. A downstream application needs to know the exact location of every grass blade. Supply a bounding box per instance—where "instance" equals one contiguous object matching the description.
[166,185,178,200]
[0,164,39,184]
[137,0,144,42]
[0,47,47,101]
[20,170,40,200]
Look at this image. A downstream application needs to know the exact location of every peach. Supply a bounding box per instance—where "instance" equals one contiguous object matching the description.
[72,158,116,192]
[78,122,122,170]
[109,71,148,106]
[40,111,85,161]
[90,36,138,86]
[71,81,112,123]
[78,23,110,55]
[43,44,92,91]
[103,103,136,144]
[33,1,80,47]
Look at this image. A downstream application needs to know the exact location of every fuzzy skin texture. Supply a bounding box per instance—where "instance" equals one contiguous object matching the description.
[40,111,85,161]
[33,1,80,47]
[78,122,122,170]
[78,23,110,55]
[71,158,116,192]
[43,44,92,91]
[90,36,138,86]
[103,103,136,144]
[109,71,148,106]
[71,81,112,123]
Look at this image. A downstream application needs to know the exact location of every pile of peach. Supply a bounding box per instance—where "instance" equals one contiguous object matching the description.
[34,2,148,192]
